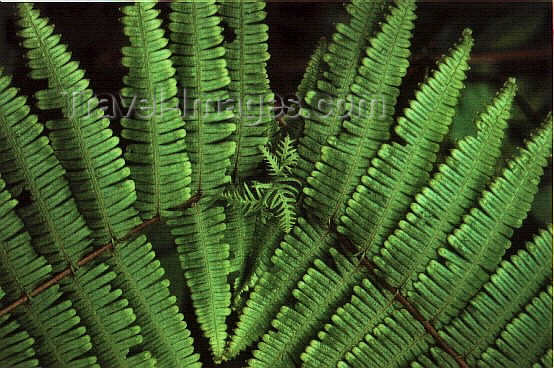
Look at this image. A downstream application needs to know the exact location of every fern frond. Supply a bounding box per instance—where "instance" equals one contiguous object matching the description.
[232,220,283,308]
[226,218,335,358]
[249,248,366,367]
[222,0,275,179]
[437,226,553,366]
[167,6,235,357]
[16,8,200,366]
[296,37,327,102]
[224,138,299,233]
[0,70,93,271]
[295,0,386,181]
[263,178,299,233]
[260,143,281,177]
[17,4,141,243]
[301,276,397,368]
[338,29,473,257]
[167,200,231,360]
[303,0,416,222]
[120,2,192,220]
[0,70,154,367]
[300,119,552,368]
[374,78,516,290]
[408,117,552,325]
[169,0,235,198]
[275,135,298,175]
[477,286,552,368]
[226,205,256,292]
[223,181,265,214]
[219,1,277,298]
[0,178,98,367]
[0,287,39,368]
[287,37,328,141]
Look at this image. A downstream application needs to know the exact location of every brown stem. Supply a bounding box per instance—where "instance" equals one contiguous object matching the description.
[338,234,469,368]
[0,192,201,318]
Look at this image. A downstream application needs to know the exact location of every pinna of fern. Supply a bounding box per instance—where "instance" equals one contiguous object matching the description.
[0,0,551,368]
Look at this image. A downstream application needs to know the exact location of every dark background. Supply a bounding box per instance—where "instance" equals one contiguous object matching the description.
[0,2,552,367]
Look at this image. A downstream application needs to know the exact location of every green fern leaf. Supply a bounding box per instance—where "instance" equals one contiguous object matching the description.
[437,226,553,366]
[232,219,283,308]
[221,0,275,179]
[374,78,516,290]
[16,7,200,366]
[167,200,231,360]
[477,286,552,368]
[168,2,235,359]
[408,118,552,324]
[338,28,474,257]
[0,70,93,271]
[288,37,328,141]
[120,2,192,220]
[0,70,153,367]
[295,0,385,180]
[299,102,551,368]
[0,178,98,367]
[226,218,335,358]
[0,287,39,368]
[301,275,397,368]
[249,248,366,367]
[296,37,327,103]
[303,0,416,222]
[225,205,255,293]
[17,3,140,243]
[169,0,235,198]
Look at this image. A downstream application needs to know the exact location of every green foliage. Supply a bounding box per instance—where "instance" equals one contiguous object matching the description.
[120,2,192,220]
[0,1,551,367]
[223,136,300,233]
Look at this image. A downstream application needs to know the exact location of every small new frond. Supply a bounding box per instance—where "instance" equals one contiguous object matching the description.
[260,135,298,177]
[260,144,282,177]
[303,0,416,222]
[223,182,265,215]
[221,0,275,179]
[224,138,300,233]
[262,178,299,233]
[120,2,192,220]
[338,29,473,257]
[275,136,298,175]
